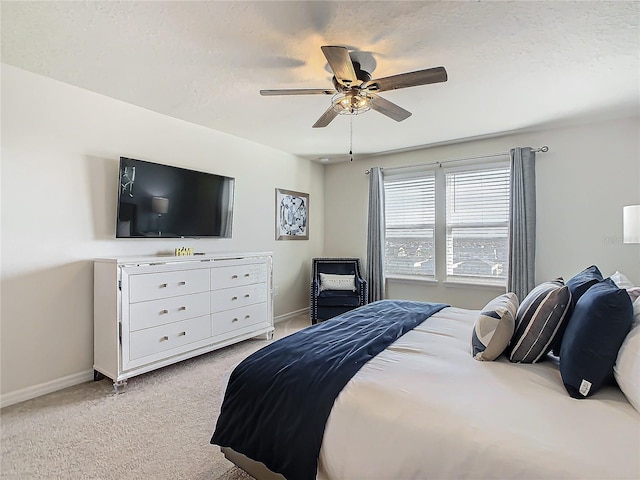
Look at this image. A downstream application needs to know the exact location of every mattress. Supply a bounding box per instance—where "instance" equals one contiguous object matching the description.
[317,306,640,480]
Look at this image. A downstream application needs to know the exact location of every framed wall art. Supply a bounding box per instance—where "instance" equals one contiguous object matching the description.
[275,188,309,240]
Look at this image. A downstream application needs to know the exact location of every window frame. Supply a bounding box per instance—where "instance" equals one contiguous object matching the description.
[444,162,511,287]
[381,160,511,288]
[382,169,437,281]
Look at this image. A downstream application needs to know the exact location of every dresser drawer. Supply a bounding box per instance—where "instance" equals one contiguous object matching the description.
[211,263,267,288]
[128,269,209,303]
[212,302,267,336]
[128,292,210,332]
[128,315,211,361]
[210,283,268,313]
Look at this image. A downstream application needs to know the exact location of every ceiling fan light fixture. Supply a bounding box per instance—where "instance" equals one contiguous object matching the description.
[331,92,372,115]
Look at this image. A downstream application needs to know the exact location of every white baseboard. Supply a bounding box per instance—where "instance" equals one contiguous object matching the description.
[1,370,94,409]
[274,307,308,324]
[2,308,309,409]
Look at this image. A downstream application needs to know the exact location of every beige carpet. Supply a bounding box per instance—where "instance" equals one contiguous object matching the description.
[0,315,309,480]
[216,467,254,480]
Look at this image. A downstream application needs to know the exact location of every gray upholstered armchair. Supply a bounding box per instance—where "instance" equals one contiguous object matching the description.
[310,258,368,324]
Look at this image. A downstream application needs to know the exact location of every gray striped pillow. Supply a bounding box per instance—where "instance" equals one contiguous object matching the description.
[509,278,571,363]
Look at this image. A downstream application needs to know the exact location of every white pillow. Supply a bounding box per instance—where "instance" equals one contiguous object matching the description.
[610,271,635,289]
[319,273,356,292]
[609,273,639,327]
[630,292,640,329]
[614,324,640,413]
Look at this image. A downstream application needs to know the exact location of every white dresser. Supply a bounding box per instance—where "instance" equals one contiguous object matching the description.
[94,252,274,391]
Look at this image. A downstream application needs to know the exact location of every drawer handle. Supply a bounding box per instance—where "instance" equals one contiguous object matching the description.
[178,281,187,286]
[231,296,238,301]
[244,294,250,298]
[159,283,168,288]
[244,273,250,277]
[232,275,238,279]
[160,309,169,315]
[178,331,186,337]
[232,318,239,323]
[160,336,169,342]
[178,306,187,311]
[245,314,251,319]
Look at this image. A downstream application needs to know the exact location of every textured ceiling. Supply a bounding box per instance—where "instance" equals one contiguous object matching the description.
[2,1,639,162]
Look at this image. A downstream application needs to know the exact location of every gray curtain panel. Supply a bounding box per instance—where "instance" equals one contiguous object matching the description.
[366,167,385,302]
[508,147,536,300]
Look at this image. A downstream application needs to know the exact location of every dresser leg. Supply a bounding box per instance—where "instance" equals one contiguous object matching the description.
[113,379,128,394]
[266,330,274,340]
[93,370,105,381]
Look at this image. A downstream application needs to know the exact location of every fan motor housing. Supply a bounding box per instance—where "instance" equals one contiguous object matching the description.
[332,62,372,91]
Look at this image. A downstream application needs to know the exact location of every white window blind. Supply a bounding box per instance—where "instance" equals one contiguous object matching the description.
[384,172,436,278]
[445,165,510,285]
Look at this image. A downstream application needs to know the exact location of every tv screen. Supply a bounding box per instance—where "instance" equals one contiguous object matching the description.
[116,157,235,238]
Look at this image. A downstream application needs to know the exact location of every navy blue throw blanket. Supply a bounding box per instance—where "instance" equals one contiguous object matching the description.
[211,299,448,480]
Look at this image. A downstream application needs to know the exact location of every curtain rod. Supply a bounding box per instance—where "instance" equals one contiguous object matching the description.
[364,146,549,175]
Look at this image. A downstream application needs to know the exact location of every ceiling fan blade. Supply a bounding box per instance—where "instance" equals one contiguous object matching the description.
[369,93,412,122]
[312,105,339,128]
[260,88,336,96]
[363,66,447,92]
[321,46,357,86]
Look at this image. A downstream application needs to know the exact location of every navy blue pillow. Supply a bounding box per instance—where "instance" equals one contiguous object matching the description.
[551,265,603,356]
[559,278,633,399]
[566,265,603,304]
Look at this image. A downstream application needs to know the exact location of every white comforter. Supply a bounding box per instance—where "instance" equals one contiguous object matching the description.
[318,307,640,480]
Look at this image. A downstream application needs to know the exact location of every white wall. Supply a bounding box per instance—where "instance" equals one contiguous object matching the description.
[0,65,325,399]
[324,115,640,309]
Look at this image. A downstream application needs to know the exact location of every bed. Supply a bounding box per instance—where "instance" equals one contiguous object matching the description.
[211,284,640,480]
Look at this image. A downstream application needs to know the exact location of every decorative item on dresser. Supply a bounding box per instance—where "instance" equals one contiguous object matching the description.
[93,252,274,392]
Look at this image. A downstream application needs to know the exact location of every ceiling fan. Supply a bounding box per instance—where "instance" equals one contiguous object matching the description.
[260,45,448,128]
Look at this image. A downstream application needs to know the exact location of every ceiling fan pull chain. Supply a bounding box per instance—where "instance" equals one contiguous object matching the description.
[349,114,354,162]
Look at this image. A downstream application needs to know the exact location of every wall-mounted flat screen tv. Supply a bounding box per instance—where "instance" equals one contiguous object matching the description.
[116,157,235,238]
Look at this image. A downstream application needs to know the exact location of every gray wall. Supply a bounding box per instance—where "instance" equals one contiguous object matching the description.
[323,115,640,309]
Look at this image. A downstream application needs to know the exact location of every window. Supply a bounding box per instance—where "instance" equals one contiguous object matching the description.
[445,165,510,285]
[383,172,436,278]
[383,161,510,286]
